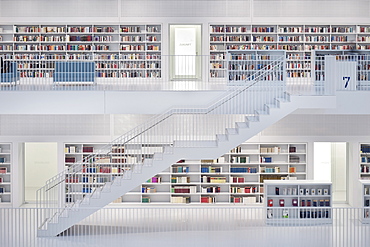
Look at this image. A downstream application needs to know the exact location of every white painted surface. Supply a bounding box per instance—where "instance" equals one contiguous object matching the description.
[24,142,58,202]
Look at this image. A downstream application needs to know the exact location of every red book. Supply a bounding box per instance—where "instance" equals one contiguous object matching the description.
[268,199,273,207]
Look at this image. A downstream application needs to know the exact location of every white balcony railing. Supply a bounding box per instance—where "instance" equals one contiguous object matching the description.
[0,207,369,247]
[0,53,367,93]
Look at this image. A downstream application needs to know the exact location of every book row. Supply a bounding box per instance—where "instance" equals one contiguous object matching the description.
[267,209,331,219]
[12,26,160,34]
[268,199,330,207]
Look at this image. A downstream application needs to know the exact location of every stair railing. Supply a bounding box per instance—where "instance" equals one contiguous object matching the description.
[36,54,286,229]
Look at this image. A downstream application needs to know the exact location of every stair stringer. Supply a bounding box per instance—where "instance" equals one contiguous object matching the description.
[37,95,336,237]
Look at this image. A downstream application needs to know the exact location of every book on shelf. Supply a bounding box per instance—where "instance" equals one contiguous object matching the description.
[201,166,222,173]
[289,156,300,163]
[289,167,297,173]
[82,146,94,153]
[99,166,111,173]
[243,197,256,204]
[0,167,6,174]
[142,197,150,203]
[202,186,221,193]
[146,176,161,183]
[201,196,215,203]
[260,147,280,153]
[231,156,250,163]
[267,209,273,219]
[112,197,122,203]
[0,157,5,163]
[65,177,79,183]
[0,178,2,183]
[365,187,369,195]
[230,167,250,173]
[230,146,242,153]
[142,187,157,193]
[82,187,92,193]
[171,176,190,183]
[65,157,76,163]
[65,146,76,153]
[171,186,196,194]
[282,209,289,218]
[172,166,189,173]
[210,177,226,183]
[95,157,110,164]
[111,146,125,153]
[230,186,257,193]
[261,157,272,163]
[171,196,190,204]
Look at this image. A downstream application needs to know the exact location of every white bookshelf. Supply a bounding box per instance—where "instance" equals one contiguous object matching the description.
[361,181,370,223]
[64,143,146,204]
[64,142,307,205]
[227,50,285,84]
[0,24,162,79]
[0,143,12,205]
[359,144,370,179]
[209,24,368,82]
[264,180,332,225]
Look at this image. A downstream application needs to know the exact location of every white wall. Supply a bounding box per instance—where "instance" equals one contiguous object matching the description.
[0,0,368,24]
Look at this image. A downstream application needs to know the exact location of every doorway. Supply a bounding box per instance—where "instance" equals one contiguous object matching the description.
[169,24,202,80]
[24,142,58,203]
[314,142,347,203]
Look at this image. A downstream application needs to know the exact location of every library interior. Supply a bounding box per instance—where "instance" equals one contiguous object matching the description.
[1,0,370,246]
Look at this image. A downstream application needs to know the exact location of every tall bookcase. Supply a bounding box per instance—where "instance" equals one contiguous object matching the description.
[64,143,163,204]
[361,181,370,223]
[264,180,332,225]
[359,144,370,179]
[0,143,12,205]
[227,50,285,84]
[0,24,162,79]
[209,24,370,82]
[64,142,307,205]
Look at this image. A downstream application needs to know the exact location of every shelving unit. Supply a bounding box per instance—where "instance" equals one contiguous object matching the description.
[0,24,162,79]
[264,180,332,225]
[361,181,370,223]
[0,143,12,205]
[209,24,362,82]
[360,144,370,180]
[65,143,307,205]
[227,50,285,84]
[64,143,158,204]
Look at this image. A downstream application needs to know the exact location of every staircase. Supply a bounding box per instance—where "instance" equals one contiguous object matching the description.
[36,56,336,237]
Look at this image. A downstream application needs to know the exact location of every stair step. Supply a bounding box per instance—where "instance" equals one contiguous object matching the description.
[173,140,218,147]
[235,121,249,129]
[226,128,238,135]
[101,182,112,192]
[255,110,269,115]
[246,115,259,122]
[81,197,90,205]
[217,134,228,142]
